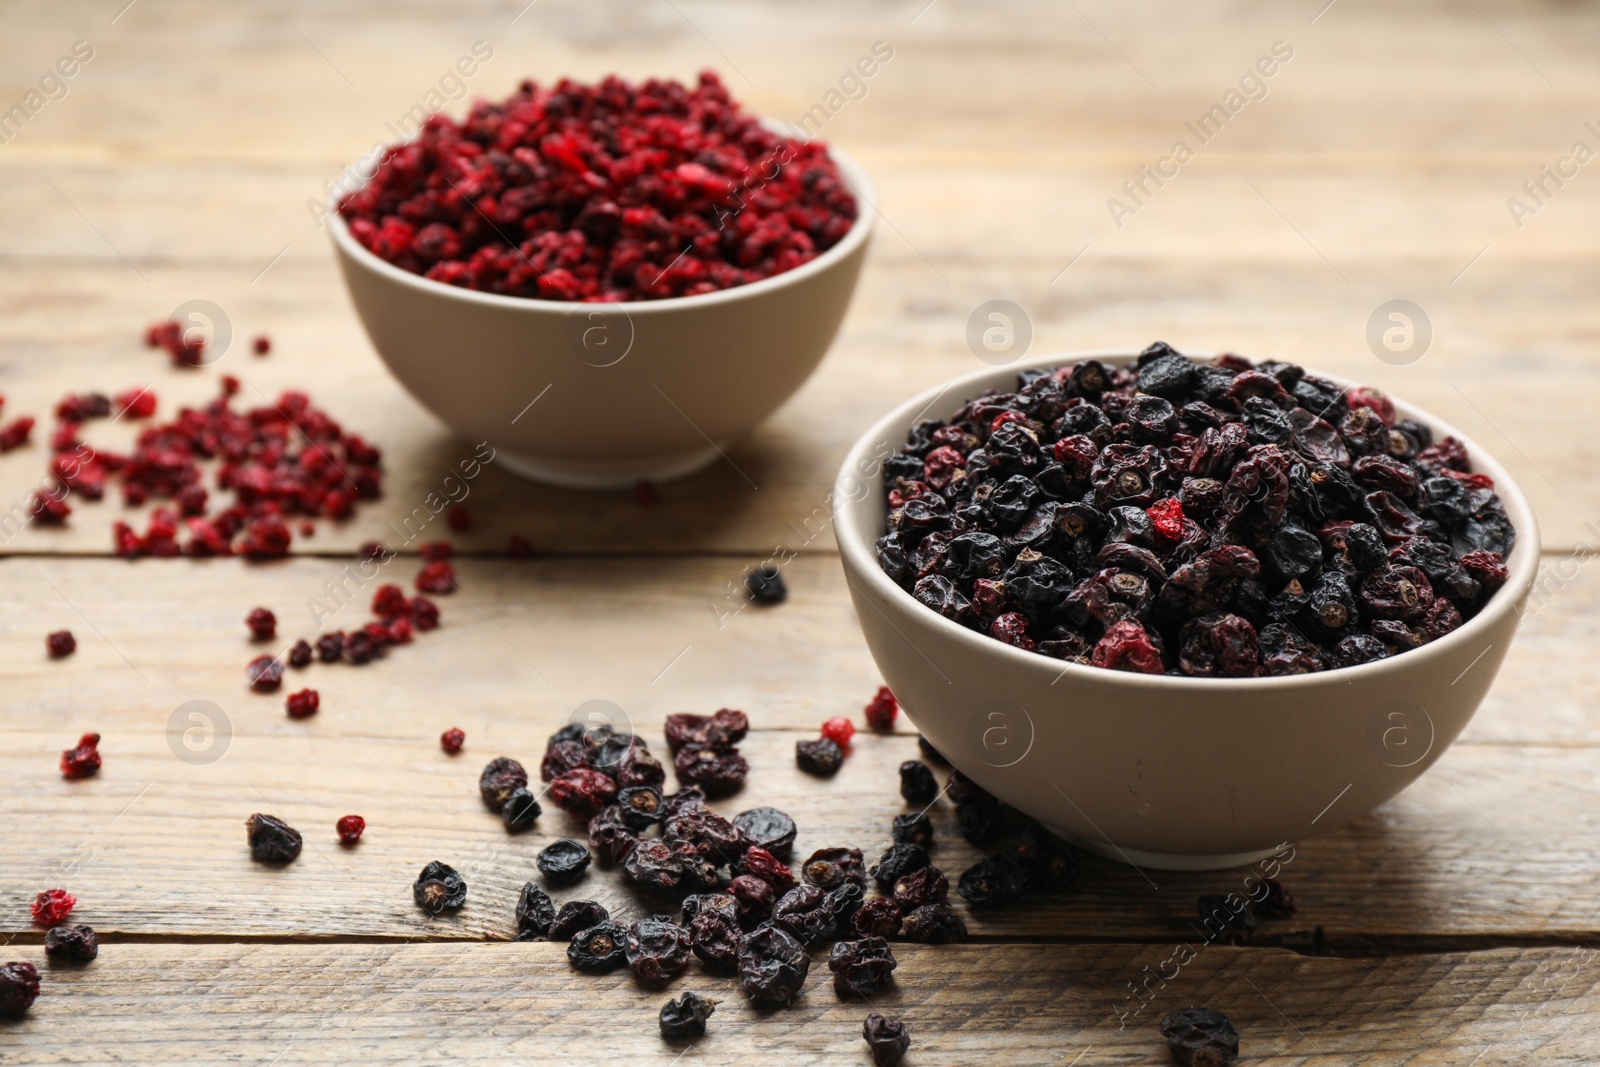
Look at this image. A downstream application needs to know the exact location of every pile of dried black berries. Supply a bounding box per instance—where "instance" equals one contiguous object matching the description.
[875,343,1513,675]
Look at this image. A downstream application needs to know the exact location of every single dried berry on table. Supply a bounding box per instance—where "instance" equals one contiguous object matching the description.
[44,923,98,963]
[853,897,903,938]
[894,865,948,908]
[499,788,542,834]
[538,839,592,885]
[287,639,313,668]
[568,921,628,973]
[46,630,76,658]
[59,732,101,779]
[737,924,810,1007]
[335,815,366,845]
[316,633,344,663]
[440,727,466,754]
[548,900,609,942]
[246,607,276,641]
[820,716,856,748]
[898,760,938,805]
[514,883,556,940]
[624,839,691,893]
[246,655,284,693]
[891,812,934,848]
[830,936,898,997]
[864,686,898,730]
[479,757,529,811]
[659,990,717,1039]
[772,884,842,945]
[901,903,968,943]
[871,843,930,891]
[285,689,320,719]
[413,861,467,913]
[795,736,843,777]
[1160,1007,1240,1067]
[246,814,302,864]
[31,889,76,927]
[626,916,693,984]
[746,565,787,605]
[732,806,797,859]
[862,1012,911,1067]
[0,961,40,1017]
[958,852,1029,908]
[415,560,456,594]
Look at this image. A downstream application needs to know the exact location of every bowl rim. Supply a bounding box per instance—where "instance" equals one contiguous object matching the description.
[833,347,1541,692]
[326,137,877,314]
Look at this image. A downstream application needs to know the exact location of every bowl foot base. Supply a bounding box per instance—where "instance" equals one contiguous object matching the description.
[1042,825,1287,872]
[493,442,724,489]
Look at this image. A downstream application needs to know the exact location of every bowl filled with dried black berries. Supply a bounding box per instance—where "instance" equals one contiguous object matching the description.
[329,71,872,489]
[834,343,1538,869]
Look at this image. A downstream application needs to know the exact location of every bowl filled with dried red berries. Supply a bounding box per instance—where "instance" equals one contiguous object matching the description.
[330,71,872,488]
[834,344,1538,870]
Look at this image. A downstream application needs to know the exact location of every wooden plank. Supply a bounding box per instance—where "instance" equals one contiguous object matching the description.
[0,942,1595,1065]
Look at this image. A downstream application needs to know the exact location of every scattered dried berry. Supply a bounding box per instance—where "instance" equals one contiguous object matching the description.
[863,1012,911,1067]
[0,961,40,1017]
[897,760,938,805]
[772,884,844,946]
[246,607,276,641]
[900,903,967,943]
[728,874,776,928]
[316,632,344,663]
[688,909,743,973]
[732,807,797,859]
[514,883,556,940]
[801,847,867,892]
[252,335,271,355]
[46,630,76,659]
[820,716,856,749]
[891,812,934,848]
[1160,1007,1240,1067]
[568,921,628,973]
[549,900,609,941]
[864,686,898,731]
[246,814,302,864]
[737,924,810,1007]
[672,744,748,795]
[659,990,717,1039]
[871,843,930,891]
[852,897,903,938]
[246,655,284,693]
[746,565,787,605]
[59,732,101,779]
[285,688,320,718]
[43,923,98,963]
[416,560,456,594]
[664,709,748,753]
[538,839,593,885]
[501,788,543,834]
[796,737,843,777]
[626,916,693,984]
[413,860,467,913]
[588,805,640,863]
[479,757,529,811]
[0,417,35,452]
[336,815,366,845]
[958,852,1029,908]
[624,839,692,893]
[830,936,898,997]
[550,767,620,818]
[894,865,949,909]
[611,785,663,832]
[30,889,76,927]
[440,727,465,754]
[287,639,313,668]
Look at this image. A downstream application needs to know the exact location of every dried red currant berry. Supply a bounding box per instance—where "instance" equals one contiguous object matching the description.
[732,807,797,859]
[416,560,456,594]
[664,709,748,753]
[287,639,313,668]
[514,883,556,941]
[316,632,344,663]
[0,961,40,1017]
[871,843,930,892]
[772,884,841,945]
[30,889,76,927]
[737,924,811,1007]
[898,760,938,805]
[862,1012,911,1067]
[419,540,452,561]
[568,922,628,973]
[728,874,776,928]
[550,767,619,820]
[548,900,609,942]
[626,917,693,984]
[801,847,867,892]
[43,923,98,963]
[893,866,949,909]
[864,686,898,731]
[246,814,302,864]
[1160,1007,1240,1067]
[820,716,856,748]
[59,732,101,779]
[336,815,365,845]
[746,565,787,605]
[246,655,284,693]
[1198,894,1258,944]
[900,902,968,943]
[46,630,76,659]
[795,737,843,777]
[446,504,472,533]
[1256,876,1297,919]
[735,847,796,894]
[891,812,934,849]
[412,860,467,913]
[409,597,440,631]
[440,727,465,754]
[852,897,903,938]
[538,839,591,885]
[501,788,542,834]
[285,688,320,718]
[830,936,898,998]
[372,584,408,618]
[478,757,529,811]
[245,607,276,641]
[672,744,748,796]
[659,990,717,1039]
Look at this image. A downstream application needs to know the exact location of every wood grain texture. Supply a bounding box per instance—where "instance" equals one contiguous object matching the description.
[0,943,1596,1065]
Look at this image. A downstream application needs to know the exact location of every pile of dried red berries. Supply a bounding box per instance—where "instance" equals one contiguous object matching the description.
[337,72,857,302]
[876,343,1515,675]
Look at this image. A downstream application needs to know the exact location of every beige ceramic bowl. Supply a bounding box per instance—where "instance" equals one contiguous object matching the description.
[835,350,1539,870]
[329,148,873,489]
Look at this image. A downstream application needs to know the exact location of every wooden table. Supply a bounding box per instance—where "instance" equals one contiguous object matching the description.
[2,1,1598,1062]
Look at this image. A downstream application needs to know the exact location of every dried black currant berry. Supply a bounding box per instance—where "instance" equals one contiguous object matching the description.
[898,760,938,805]
[891,812,934,848]
[245,813,302,864]
[624,839,690,892]
[853,897,903,938]
[587,805,640,864]
[917,735,949,764]
[673,743,749,796]
[733,806,798,859]
[515,883,556,940]
[795,737,843,777]
[413,860,467,913]
[771,885,840,946]
[746,564,787,605]
[801,847,867,891]
[870,843,930,891]
[689,910,744,973]
[616,785,665,831]
[43,923,98,962]
[500,787,542,833]
[958,852,1029,908]
[538,839,592,885]
[627,917,694,984]
[548,900,609,941]
[1160,1007,1240,1067]
[893,866,948,909]
[479,757,529,811]
[958,795,1004,844]
[659,990,717,1039]
[830,936,897,997]
[0,961,40,1017]
[737,924,811,1006]
[900,903,967,943]
[863,1012,911,1067]
[568,921,628,973]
